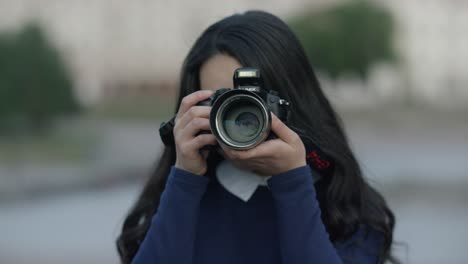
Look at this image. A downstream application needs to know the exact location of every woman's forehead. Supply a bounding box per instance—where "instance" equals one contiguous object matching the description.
[199,54,242,91]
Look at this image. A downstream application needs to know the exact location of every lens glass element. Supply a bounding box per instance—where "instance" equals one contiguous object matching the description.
[222,103,264,143]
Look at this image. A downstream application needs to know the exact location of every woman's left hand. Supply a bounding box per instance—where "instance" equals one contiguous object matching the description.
[220,113,306,176]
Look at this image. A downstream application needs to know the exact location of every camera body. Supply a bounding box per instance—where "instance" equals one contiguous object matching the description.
[160,67,290,150]
[197,68,290,150]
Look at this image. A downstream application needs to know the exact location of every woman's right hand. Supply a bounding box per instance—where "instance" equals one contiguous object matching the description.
[174,90,217,176]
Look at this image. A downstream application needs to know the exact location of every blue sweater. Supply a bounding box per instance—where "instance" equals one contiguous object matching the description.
[132,165,383,263]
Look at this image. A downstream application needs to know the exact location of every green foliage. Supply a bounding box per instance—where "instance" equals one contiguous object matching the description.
[0,23,79,133]
[289,0,395,79]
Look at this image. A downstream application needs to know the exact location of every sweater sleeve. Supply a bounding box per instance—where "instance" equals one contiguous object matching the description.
[267,165,383,264]
[132,166,209,264]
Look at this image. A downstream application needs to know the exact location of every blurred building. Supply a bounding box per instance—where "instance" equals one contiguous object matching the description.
[388,0,468,106]
[0,0,467,107]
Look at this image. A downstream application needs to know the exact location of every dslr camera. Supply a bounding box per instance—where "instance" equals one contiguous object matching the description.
[160,67,290,150]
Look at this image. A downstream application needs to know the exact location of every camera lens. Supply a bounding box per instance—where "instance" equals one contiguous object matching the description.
[211,90,271,150]
[222,104,263,143]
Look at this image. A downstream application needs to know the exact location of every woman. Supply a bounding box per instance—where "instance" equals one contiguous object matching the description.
[117,10,397,264]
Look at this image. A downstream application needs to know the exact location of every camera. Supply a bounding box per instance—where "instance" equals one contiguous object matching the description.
[159,67,335,176]
[160,67,290,150]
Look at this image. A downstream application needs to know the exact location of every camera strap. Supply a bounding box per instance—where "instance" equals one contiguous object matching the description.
[292,128,335,178]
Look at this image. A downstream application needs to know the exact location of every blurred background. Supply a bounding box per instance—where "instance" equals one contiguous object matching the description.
[0,0,467,263]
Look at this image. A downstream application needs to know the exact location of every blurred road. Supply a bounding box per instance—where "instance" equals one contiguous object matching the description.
[0,184,138,264]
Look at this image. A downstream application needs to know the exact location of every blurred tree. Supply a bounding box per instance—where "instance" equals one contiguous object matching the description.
[289,0,395,80]
[0,23,79,134]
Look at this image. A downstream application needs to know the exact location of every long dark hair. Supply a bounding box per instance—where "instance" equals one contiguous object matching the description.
[117,10,396,263]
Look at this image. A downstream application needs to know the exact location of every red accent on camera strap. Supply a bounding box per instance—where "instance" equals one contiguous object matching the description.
[306,150,331,170]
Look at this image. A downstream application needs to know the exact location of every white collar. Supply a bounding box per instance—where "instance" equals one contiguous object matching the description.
[216,159,321,202]
[216,159,271,202]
